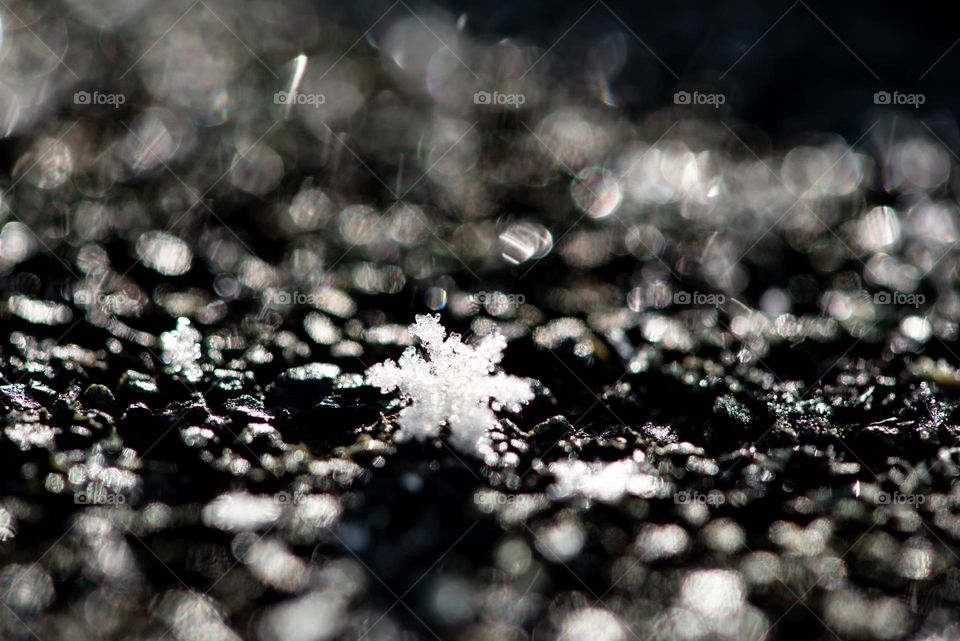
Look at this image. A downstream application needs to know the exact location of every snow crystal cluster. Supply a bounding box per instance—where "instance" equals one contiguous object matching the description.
[366,315,534,453]
[160,317,203,383]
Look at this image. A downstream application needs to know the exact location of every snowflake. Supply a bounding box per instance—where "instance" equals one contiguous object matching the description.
[366,314,534,453]
[161,317,203,384]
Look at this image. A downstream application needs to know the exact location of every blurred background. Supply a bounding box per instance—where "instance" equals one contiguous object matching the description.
[1,0,958,315]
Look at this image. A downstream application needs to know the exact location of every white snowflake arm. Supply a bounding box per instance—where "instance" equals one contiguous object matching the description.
[365,360,403,393]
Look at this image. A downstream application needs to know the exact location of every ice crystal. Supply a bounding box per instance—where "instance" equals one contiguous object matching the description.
[366,314,534,453]
[161,317,203,383]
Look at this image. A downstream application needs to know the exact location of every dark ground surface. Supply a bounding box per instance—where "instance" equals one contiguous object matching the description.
[2,1,960,640]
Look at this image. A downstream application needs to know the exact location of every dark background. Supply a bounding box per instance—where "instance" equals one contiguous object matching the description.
[353,0,960,142]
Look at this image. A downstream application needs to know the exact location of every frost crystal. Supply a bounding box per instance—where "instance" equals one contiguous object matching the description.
[161,317,203,383]
[366,314,534,453]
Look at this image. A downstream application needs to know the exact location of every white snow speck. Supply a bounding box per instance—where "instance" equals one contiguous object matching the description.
[160,316,203,383]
